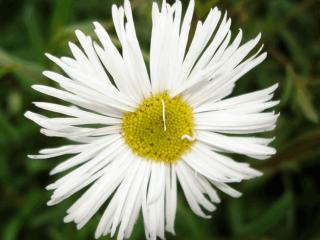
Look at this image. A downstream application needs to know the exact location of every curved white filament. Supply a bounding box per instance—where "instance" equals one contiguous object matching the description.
[161,99,167,131]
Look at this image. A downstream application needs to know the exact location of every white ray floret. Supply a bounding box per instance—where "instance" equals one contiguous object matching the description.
[26,0,279,240]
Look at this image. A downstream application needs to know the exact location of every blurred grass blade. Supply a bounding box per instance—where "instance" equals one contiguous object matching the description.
[0,49,42,83]
[229,192,293,235]
[24,4,45,61]
[0,109,19,143]
[240,192,292,235]
[2,218,22,240]
[279,66,294,109]
[281,29,309,73]
[0,68,9,78]
[51,0,75,35]
[176,199,208,239]
[296,80,318,123]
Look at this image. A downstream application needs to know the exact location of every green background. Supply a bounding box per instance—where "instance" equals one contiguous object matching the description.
[0,0,319,239]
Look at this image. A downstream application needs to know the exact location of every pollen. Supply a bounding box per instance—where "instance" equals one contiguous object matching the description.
[122,92,195,164]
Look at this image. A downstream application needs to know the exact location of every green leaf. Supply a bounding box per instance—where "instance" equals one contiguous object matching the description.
[229,192,293,236]
[281,29,309,73]
[279,65,294,109]
[51,0,75,35]
[0,48,43,83]
[7,91,23,116]
[296,81,318,123]
[0,109,19,143]
[2,217,22,240]
[24,4,45,61]
[175,198,208,239]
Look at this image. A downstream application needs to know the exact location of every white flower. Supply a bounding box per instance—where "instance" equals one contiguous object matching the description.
[26,0,279,239]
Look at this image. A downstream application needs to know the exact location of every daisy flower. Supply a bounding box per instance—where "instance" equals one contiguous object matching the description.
[26,0,279,239]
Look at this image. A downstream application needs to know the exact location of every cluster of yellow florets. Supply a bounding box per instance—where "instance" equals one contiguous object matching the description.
[122,92,195,163]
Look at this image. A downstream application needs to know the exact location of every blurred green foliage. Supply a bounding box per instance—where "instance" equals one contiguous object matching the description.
[0,0,319,239]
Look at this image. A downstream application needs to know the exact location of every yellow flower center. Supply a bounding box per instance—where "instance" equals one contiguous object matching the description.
[122,92,195,164]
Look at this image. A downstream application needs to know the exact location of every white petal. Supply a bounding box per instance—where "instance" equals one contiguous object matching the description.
[147,162,166,205]
[28,144,85,159]
[165,164,177,234]
[32,85,122,118]
[189,12,229,78]
[42,70,135,112]
[50,139,124,187]
[123,0,152,97]
[197,131,276,158]
[150,2,175,93]
[48,142,126,206]
[183,150,236,182]
[33,102,121,125]
[196,175,221,203]
[195,111,279,134]
[74,30,122,93]
[195,142,263,179]
[189,52,268,107]
[64,151,135,227]
[39,125,120,139]
[178,161,216,212]
[123,160,151,239]
[144,162,166,240]
[177,7,221,86]
[210,181,242,198]
[50,134,121,175]
[176,161,211,218]
[111,5,148,102]
[94,158,142,238]
[93,22,140,104]
[109,159,142,238]
[178,0,195,65]
[45,53,134,108]
[195,83,279,113]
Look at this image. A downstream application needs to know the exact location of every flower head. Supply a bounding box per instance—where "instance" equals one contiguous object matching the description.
[26,0,278,239]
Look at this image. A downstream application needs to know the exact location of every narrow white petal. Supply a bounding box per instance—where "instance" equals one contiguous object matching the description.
[165,164,177,234]
[48,139,125,190]
[196,175,221,203]
[183,150,236,183]
[195,83,279,113]
[48,143,126,205]
[42,70,135,112]
[64,151,135,227]
[123,160,151,239]
[178,161,216,212]
[147,162,166,205]
[50,135,121,175]
[176,161,211,218]
[123,0,152,98]
[195,112,279,134]
[191,144,251,181]
[197,131,276,158]
[178,8,224,85]
[189,52,268,107]
[39,125,121,139]
[144,162,166,240]
[33,102,121,125]
[178,0,195,64]
[210,181,242,198]
[189,12,230,78]
[195,142,263,179]
[93,22,141,104]
[110,159,142,238]
[32,85,122,118]
[94,156,140,238]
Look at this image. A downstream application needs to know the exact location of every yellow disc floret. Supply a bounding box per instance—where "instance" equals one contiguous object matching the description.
[122,92,195,164]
